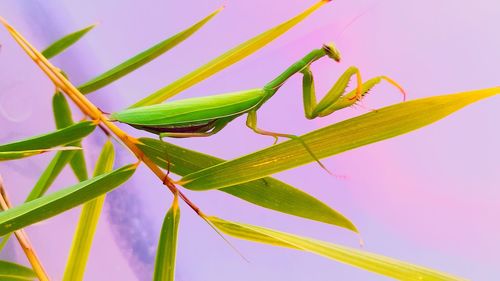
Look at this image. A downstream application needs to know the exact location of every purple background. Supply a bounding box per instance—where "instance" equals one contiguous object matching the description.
[1,0,499,280]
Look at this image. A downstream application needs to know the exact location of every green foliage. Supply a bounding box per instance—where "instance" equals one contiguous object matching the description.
[180,87,500,190]
[42,24,95,59]
[77,7,222,94]
[153,196,180,281]
[138,137,357,232]
[0,164,136,236]
[0,147,78,162]
[0,121,95,153]
[24,150,77,201]
[0,260,36,281]
[209,217,464,281]
[0,1,494,279]
[130,0,331,107]
[52,92,89,181]
[63,140,115,281]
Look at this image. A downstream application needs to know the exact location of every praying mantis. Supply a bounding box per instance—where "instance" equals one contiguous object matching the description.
[111,43,406,170]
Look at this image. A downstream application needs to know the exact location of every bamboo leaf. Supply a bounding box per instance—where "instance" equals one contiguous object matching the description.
[42,24,95,59]
[153,196,180,281]
[181,87,500,190]
[137,138,357,232]
[0,121,95,153]
[209,217,464,281]
[0,260,36,280]
[78,7,222,94]
[0,147,79,162]
[130,0,332,108]
[24,150,76,201]
[0,164,136,236]
[63,140,115,281]
[0,94,90,252]
[53,92,89,181]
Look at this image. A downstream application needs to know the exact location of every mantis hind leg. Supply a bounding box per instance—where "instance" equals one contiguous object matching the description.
[245,110,332,175]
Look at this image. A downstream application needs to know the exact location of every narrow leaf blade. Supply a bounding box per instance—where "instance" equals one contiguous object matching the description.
[153,196,180,281]
[137,138,357,232]
[0,147,79,162]
[0,164,136,236]
[42,24,95,59]
[78,7,222,94]
[0,260,36,280]
[52,92,89,181]
[181,87,500,190]
[0,121,95,153]
[63,140,115,281]
[130,0,332,107]
[25,150,76,202]
[209,217,464,281]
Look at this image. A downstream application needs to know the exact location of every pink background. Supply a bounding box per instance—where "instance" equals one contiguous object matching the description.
[0,0,499,280]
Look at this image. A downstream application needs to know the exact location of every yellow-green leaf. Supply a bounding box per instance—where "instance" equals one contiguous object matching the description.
[137,138,357,232]
[0,121,95,153]
[0,260,36,280]
[130,0,332,108]
[209,217,464,281]
[78,7,222,94]
[153,196,180,281]
[42,24,95,59]
[63,139,115,281]
[181,87,500,190]
[0,164,136,236]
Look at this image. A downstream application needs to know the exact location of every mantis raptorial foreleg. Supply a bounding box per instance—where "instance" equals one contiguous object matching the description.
[301,66,363,119]
[300,66,406,119]
[245,110,331,174]
[316,76,406,117]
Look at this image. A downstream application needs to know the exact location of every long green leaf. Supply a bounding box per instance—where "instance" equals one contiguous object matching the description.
[42,24,95,59]
[0,147,79,162]
[153,196,180,281]
[0,260,36,280]
[63,140,115,281]
[137,138,357,232]
[209,217,463,281]
[0,94,91,252]
[25,150,76,202]
[181,87,500,190]
[26,93,89,203]
[0,164,136,236]
[53,92,89,181]
[0,150,76,252]
[78,7,222,94]
[0,121,95,153]
[130,0,332,108]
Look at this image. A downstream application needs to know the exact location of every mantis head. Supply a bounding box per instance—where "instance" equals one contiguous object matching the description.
[322,43,341,62]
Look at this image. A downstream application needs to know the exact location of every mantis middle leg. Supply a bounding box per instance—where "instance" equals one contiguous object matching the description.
[245,110,331,174]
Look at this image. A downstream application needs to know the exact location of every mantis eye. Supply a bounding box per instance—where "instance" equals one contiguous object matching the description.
[322,43,341,62]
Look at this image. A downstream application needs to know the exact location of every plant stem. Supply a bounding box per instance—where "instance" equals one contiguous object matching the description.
[0,17,205,217]
[0,175,51,281]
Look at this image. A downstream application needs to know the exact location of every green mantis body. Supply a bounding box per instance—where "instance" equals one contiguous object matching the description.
[111,43,405,169]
